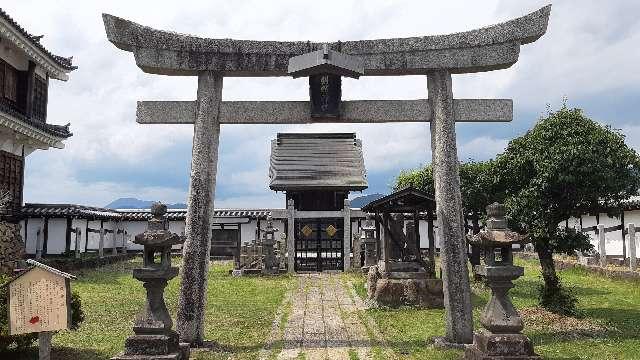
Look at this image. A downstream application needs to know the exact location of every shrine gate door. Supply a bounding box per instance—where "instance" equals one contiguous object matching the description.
[294,218,343,272]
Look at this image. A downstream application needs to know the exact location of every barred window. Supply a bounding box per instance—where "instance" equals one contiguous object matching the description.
[0,60,18,102]
[33,75,48,121]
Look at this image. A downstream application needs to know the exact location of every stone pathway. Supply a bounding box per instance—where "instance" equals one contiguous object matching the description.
[271,273,374,360]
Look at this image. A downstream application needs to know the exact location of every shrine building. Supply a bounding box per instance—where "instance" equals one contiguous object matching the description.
[269,132,368,271]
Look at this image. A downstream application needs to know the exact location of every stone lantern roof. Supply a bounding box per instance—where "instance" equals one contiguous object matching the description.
[467,203,528,246]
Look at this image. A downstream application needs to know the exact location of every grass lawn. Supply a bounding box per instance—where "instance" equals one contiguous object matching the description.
[3,258,294,360]
[347,257,640,360]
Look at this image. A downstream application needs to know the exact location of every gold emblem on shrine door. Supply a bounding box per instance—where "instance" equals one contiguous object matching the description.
[301,225,313,237]
[325,224,337,237]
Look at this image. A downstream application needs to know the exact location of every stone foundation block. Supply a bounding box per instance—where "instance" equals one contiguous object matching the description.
[0,221,25,275]
[112,332,189,359]
[367,265,444,308]
[464,331,540,359]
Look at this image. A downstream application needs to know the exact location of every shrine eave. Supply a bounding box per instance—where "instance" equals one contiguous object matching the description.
[102,5,550,77]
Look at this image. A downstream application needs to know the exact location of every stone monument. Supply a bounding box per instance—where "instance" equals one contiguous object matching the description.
[464,203,540,359]
[261,215,280,275]
[237,215,284,275]
[112,202,189,360]
[361,216,378,271]
[352,232,362,270]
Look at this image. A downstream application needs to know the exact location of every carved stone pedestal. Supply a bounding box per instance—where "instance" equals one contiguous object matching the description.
[113,268,190,360]
[465,331,540,360]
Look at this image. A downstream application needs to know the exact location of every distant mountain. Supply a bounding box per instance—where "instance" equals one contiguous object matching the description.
[350,193,386,209]
[105,197,187,209]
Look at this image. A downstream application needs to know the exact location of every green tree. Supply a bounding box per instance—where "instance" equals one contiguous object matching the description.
[395,160,496,227]
[492,105,640,314]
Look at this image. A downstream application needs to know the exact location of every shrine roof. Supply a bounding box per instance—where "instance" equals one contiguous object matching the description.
[269,133,368,192]
[0,8,76,72]
[361,186,435,213]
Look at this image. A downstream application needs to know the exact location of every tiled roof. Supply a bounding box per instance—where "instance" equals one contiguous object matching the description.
[269,133,368,191]
[21,204,275,221]
[0,8,76,70]
[0,99,72,138]
[22,203,122,220]
[116,209,274,221]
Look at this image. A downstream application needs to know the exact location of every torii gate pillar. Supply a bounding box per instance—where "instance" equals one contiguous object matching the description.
[176,72,223,344]
[429,70,473,343]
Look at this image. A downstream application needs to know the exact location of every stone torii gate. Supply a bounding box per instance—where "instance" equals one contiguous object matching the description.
[103,5,550,346]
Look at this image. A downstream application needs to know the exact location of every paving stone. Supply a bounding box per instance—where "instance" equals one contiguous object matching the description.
[268,273,376,359]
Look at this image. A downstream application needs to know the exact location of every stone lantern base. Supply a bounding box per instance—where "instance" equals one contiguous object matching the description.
[112,330,190,360]
[464,331,540,360]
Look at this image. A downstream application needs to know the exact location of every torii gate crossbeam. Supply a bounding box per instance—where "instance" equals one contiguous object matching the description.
[103,4,550,347]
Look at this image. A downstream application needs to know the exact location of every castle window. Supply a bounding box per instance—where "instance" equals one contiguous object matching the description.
[32,74,48,121]
[0,59,18,103]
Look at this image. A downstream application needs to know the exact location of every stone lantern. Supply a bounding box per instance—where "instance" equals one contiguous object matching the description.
[360,215,377,271]
[464,202,539,360]
[261,215,280,275]
[112,202,189,360]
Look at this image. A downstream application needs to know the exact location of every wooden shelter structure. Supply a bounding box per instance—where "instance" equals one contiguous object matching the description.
[362,186,436,275]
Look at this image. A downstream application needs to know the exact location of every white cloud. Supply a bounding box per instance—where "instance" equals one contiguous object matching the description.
[215,193,285,209]
[458,136,509,162]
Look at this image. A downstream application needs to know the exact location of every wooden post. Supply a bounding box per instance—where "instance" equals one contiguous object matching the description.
[35,227,42,260]
[98,228,105,258]
[38,331,52,360]
[598,224,606,267]
[427,209,435,272]
[375,214,381,261]
[74,227,81,259]
[287,199,295,273]
[621,211,626,260]
[629,223,637,271]
[413,210,421,252]
[112,224,118,255]
[383,213,390,272]
[343,199,351,271]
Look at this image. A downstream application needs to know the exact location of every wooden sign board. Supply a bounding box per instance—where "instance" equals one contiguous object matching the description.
[8,267,72,335]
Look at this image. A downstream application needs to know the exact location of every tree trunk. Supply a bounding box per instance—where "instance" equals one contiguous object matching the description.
[535,241,559,290]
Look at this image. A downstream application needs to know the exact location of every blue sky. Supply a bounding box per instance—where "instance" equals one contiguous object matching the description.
[5,0,640,208]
